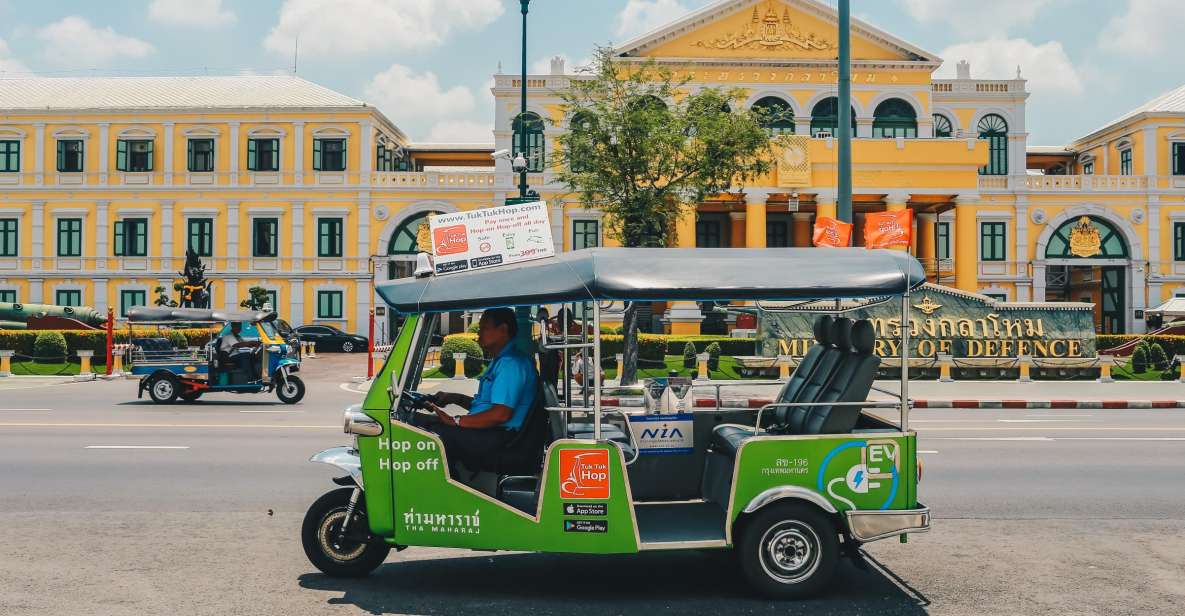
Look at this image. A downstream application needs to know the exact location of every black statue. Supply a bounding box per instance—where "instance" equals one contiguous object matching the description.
[177,248,213,309]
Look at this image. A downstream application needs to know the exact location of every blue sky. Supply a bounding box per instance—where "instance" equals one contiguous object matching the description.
[0,0,1180,146]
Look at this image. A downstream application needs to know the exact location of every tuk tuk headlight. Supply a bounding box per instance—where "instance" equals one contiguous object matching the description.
[344,409,383,437]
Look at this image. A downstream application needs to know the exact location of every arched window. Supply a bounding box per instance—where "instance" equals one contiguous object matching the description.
[752,96,795,135]
[810,97,857,137]
[932,114,953,138]
[387,210,441,255]
[872,98,917,138]
[567,111,597,173]
[512,112,545,172]
[977,114,1009,176]
[1045,216,1128,259]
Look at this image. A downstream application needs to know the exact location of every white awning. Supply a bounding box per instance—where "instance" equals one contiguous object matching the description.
[1147,297,1185,317]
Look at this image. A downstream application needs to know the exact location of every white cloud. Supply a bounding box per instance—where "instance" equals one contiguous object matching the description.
[36,16,153,66]
[1100,0,1185,56]
[936,38,1084,97]
[616,0,690,40]
[0,37,31,76]
[427,120,492,143]
[902,0,1061,37]
[148,0,236,28]
[363,63,476,123]
[264,0,503,57]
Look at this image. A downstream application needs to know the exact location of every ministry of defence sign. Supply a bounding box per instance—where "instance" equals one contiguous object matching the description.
[758,283,1097,359]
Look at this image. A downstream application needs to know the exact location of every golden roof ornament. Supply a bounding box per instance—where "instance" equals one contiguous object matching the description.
[415,220,434,255]
[913,296,942,315]
[695,2,835,52]
[1068,216,1102,258]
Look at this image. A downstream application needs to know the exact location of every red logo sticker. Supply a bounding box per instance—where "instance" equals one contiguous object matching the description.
[433,225,469,256]
[559,449,611,499]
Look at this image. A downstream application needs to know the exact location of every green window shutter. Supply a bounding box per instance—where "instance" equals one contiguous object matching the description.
[247,139,257,171]
[145,140,154,171]
[0,219,17,257]
[116,140,127,171]
[1175,223,1185,262]
[56,141,65,172]
[980,222,1007,261]
[1173,144,1185,176]
[113,221,124,256]
[313,139,322,171]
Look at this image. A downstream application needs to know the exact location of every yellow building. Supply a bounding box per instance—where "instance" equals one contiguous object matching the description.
[2,0,1184,338]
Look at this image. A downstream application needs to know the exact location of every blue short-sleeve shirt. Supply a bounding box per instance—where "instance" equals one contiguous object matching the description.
[468,343,537,430]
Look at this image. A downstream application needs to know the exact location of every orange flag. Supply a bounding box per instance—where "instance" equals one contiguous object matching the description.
[813,216,853,248]
[864,210,913,250]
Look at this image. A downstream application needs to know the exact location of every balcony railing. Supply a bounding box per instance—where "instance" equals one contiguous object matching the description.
[932,79,1027,94]
[370,170,496,189]
[0,255,372,275]
[979,175,1152,192]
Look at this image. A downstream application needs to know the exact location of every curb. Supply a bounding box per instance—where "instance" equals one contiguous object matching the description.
[597,396,1185,410]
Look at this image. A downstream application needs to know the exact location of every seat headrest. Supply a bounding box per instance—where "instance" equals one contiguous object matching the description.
[850,320,875,355]
[830,317,854,352]
[812,315,834,345]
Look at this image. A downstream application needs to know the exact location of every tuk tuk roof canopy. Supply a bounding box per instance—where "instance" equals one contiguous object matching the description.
[376,248,927,314]
[126,307,275,323]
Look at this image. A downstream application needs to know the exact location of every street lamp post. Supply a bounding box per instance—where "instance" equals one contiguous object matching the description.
[517,0,531,201]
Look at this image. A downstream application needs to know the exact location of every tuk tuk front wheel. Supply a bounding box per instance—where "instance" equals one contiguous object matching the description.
[738,504,838,599]
[148,375,180,404]
[277,375,305,404]
[302,488,390,578]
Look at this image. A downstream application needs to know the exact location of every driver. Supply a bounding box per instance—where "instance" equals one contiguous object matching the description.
[425,308,537,473]
[219,322,257,374]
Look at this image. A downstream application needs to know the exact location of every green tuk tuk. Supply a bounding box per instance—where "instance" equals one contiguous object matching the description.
[302,248,929,598]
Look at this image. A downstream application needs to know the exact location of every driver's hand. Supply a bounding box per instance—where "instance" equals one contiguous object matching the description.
[431,405,459,426]
[430,392,459,407]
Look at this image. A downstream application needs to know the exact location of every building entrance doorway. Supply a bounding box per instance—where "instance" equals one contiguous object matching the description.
[1044,265,1125,333]
[1042,215,1130,334]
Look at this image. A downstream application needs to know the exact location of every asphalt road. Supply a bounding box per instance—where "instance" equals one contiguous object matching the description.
[1,359,1183,615]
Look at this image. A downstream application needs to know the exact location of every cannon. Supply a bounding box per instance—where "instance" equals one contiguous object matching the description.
[0,302,107,330]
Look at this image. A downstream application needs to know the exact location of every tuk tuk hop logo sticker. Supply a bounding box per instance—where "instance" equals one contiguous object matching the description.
[433,225,469,256]
[559,449,610,499]
[863,209,913,250]
[812,216,853,248]
[817,440,900,511]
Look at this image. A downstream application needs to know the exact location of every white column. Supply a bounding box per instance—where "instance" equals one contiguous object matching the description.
[290,278,304,325]
[28,278,43,303]
[357,196,371,265]
[223,278,238,312]
[293,121,305,186]
[794,118,812,136]
[1014,196,1030,301]
[163,122,175,184]
[34,123,45,185]
[93,278,108,312]
[550,201,564,253]
[229,121,240,185]
[355,278,370,336]
[1149,196,1162,276]
[31,201,44,270]
[98,123,110,185]
[225,201,239,272]
[358,120,372,186]
[856,118,873,139]
[1143,126,1158,179]
[95,201,109,269]
[291,201,304,271]
[917,117,934,139]
[159,201,174,271]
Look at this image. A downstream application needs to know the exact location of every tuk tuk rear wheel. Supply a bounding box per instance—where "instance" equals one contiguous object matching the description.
[148,375,180,404]
[302,488,390,578]
[179,391,202,402]
[277,375,305,404]
[738,504,838,599]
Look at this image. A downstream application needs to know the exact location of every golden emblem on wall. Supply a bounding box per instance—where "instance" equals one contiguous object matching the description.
[1068,216,1102,258]
[913,296,943,315]
[415,220,434,255]
[695,3,835,52]
[772,135,811,187]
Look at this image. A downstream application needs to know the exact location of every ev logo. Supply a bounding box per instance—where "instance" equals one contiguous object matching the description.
[819,439,901,511]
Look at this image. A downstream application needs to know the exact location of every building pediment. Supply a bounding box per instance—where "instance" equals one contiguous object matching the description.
[615,0,940,66]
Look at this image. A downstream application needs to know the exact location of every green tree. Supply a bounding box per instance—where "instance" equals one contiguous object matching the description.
[553,46,774,385]
[240,286,273,311]
[153,286,177,308]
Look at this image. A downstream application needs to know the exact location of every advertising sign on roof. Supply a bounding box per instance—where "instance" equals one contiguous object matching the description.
[428,201,555,275]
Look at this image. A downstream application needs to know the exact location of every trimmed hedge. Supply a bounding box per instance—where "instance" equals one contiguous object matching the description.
[681,342,697,369]
[663,336,756,356]
[32,331,67,363]
[440,334,484,378]
[705,341,722,371]
[1100,335,1185,357]
[0,327,217,360]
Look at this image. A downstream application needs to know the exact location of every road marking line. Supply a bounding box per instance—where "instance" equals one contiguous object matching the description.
[917,450,939,454]
[339,383,368,394]
[85,445,190,450]
[0,423,338,429]
[0,408,52,411]
[934,437,1055,441]
[922,427,1185,431]
[1024,414,1095,418]
[238,410,303,414]
[997,419,1103,423]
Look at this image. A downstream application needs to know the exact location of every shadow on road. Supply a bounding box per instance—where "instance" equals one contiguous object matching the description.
[298,550,929,615]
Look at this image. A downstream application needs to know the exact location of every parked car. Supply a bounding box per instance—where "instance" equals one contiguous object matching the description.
[296,324,369,353]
